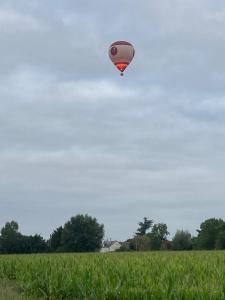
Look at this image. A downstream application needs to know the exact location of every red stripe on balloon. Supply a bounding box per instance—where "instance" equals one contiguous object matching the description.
[114,62,130,65]
[110,41,133,47]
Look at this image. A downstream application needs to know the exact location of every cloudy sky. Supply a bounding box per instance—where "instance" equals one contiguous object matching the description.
[1,0,225,241]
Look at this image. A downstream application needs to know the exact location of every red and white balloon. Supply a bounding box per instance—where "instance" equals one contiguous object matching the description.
[108,41,135,76]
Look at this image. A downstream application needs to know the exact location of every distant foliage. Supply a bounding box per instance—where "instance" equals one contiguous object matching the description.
[61,214,104,252]
[1,216,225,253]
[0,221,48,254]
[129,218,169,251]
[195,218,225,250]
[130,235,151,251]
[0,221,21,254]
[172,230,192,250]
[136,218,153,236]
[49,226,63,252]
[0,214,104,254]
[148,223,169,250]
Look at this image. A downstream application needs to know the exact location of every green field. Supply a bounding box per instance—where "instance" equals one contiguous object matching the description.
[0,251,225,299]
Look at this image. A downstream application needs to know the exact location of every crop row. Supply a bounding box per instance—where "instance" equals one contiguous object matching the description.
[0,252,225,299]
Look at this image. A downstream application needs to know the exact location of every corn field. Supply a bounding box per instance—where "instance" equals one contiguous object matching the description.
[0,251,225,300]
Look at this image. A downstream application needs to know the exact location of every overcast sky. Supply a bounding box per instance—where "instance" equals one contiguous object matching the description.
[1,0,225,241]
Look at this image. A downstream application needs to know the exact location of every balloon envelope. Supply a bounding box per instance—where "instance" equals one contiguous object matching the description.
[108,41,135,75]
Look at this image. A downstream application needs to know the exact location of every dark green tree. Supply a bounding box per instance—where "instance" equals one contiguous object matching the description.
[149,223,169,250]
[0,221,48,254]
[61,214,104,252]
[172,230,192,250]
[191,236,199,250]
[196,218,225,250]
[136,217,153,236]
[49,226,63,252]
[27,235,48,253]
[215,231,225,250]
[19,234,48,253]
[0,221,21,254]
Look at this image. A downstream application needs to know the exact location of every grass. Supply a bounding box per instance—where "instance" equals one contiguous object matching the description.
[0,251,225,299]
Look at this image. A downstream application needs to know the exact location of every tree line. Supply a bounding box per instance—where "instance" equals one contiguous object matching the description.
[0,215,104,254]
[123,217,225,251]
[0,215,225,254]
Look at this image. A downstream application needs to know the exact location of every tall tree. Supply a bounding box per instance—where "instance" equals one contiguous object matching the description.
[149,223,169,250]
[215,231,225,250]
[196,218,225,250]
[19,234,48,253]
[0,221,21,254]
[27,234,48,253]
[49,226,63,252]
[136,218,153,236]
[0,221,48,254]
[61,214,104,252]
[172,230,192,250]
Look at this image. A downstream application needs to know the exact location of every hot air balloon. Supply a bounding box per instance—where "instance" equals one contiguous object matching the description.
[108,41,135,76]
